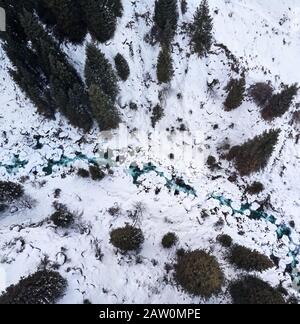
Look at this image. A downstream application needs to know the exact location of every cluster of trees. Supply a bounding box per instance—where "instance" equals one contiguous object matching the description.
[1,0,122,131]
[85,44,120,131]
[35,0,123,44]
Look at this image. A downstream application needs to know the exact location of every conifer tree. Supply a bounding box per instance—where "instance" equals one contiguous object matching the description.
[224,77,246,111]
[88,84,120,131]
[154,0,179,44]
[228,130,280,176]
[85,43,119,102]
[114,53,130,81]
[80,0,118,43]
[190,0,214,57]
[20,10,92,130]
[156,45,174,84]
[36,0,88,44]
[262,84,298,120]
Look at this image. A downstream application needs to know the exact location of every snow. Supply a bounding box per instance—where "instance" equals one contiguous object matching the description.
[0,0,300,303]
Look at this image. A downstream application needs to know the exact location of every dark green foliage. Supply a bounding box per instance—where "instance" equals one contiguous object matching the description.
[36,0,87,44]
[229,245,274,272]
[175,250,223,298]
[85,43,119,102]
[80,0,121,43]
[229,276,285,304]
[217,234,232,248]
[262,84,298,120]
[0,181,24,204]
[88,85,120,131]
[224,77,246,111]
[162,232,178,248]
[151,104,164,128]
[249,82,274,107]
[207,155,220,171]
[0,270,67,304]
[77,168,90,178]
[227,129,280,176]
[157,45,174,83]
[89,165,106,181]
[110,225,144,252]
[181,0,188,15]
[190,0,214,57]
[50,204,75,228]
[3,8,92,129]
[154,0,179,44]
[246,182,264,195]
[114,53,130,81]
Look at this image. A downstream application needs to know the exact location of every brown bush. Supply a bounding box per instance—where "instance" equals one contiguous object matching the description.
[229,245,274,272]
[229,276,285,304]
[110,225,144,252]
[89,165,105,181]
[161,232,178,248]
[246,182,264,195]
[0,270,67,304]
[175,250,223,298]
[217,234,233,248]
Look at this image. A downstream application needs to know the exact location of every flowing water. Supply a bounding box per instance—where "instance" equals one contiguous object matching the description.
[1,155,299,289]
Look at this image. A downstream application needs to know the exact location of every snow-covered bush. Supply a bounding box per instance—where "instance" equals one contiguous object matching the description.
[0,270,67,304]
[161,232,178,248]
[175,250,223,298]
[89,165,105,181]
[50,203,75,228]
[110,225,144,252]
[0,181,24,204]
[229,276,285,304]
[216,234,232,248]
[229,245,274,272]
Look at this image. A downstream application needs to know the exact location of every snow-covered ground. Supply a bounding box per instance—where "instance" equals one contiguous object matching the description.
[0,0,299,303]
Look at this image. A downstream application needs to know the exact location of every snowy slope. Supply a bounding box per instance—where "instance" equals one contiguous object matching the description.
[0,0,300,304]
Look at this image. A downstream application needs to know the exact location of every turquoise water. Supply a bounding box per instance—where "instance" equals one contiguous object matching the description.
[1,155,299,289]
[129,163,197,196]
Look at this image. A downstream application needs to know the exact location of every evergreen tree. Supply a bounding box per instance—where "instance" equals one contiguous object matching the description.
[262,84,298,120]
[80,0,119,43]
[114,53,130,81]
[85,43,119,101]
[227,129,280,176]
[20,10,92,130]
[36,0,88,44]
[190,0,214,57]
[109,0,124,17]
[156,45,174,83]
[224,77,246,111]
[154,0,178,44]
[88,84,120,131]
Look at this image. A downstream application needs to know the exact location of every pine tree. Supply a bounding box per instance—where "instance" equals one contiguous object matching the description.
[20,10,92,130]
[85,43,119,102]
[114,53,130,81]
[109,0,124,18]
[80,0,118,43]
[154,0,178,44]
[262,84,298,120]
[36,0,88,44]
[224,77,246,111]
[156,45,174,84]
[88,84,120,131]
[190,0,214,57]
[228,130,280,176]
